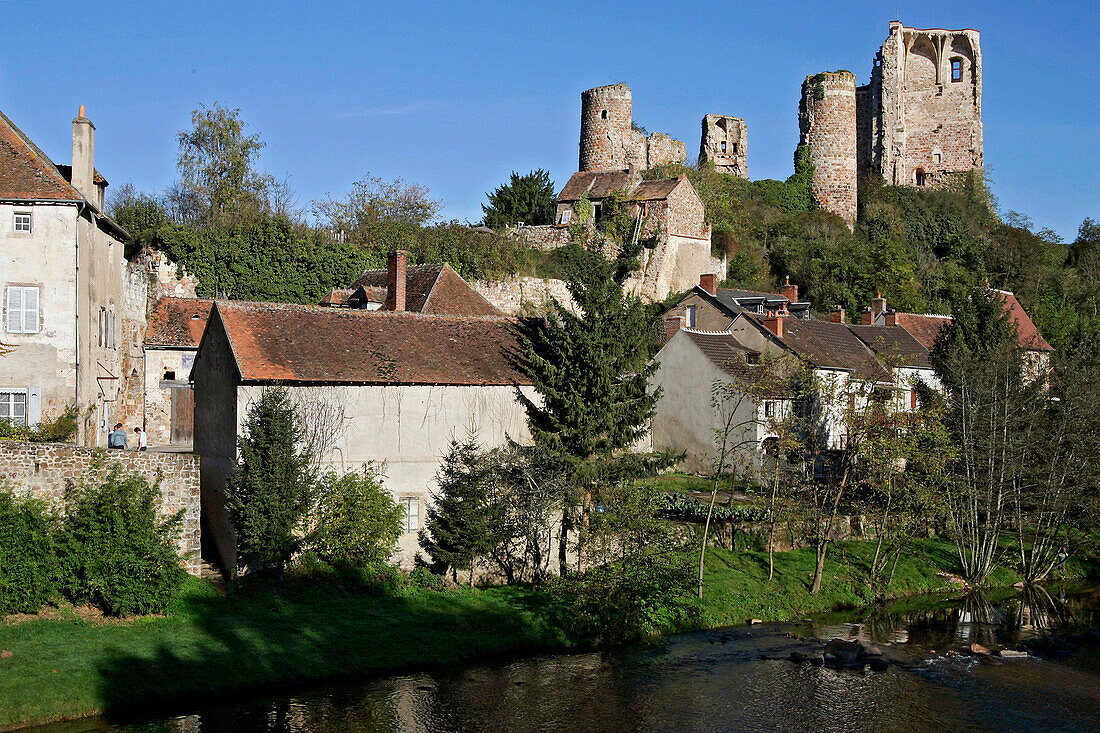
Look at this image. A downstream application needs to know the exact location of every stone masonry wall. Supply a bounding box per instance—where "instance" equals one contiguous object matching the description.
[699,114,748,177]
[800,71,858,228]
[580,84,633,171]
[0,441,201,575]
[472,277,578,316]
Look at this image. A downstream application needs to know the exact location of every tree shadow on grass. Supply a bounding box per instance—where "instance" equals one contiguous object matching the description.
[92,577,573,726]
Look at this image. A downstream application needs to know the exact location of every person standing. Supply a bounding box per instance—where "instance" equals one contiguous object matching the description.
[108,423,127,449]
[134,426,148,451]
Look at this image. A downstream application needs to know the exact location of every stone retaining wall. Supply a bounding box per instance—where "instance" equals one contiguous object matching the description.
[473,277,578,316]
[0,441,201,575]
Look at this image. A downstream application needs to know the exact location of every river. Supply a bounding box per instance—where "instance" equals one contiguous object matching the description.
[34,585,1100,732]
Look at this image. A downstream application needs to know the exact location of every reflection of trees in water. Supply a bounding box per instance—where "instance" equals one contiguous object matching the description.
[1001,584,1068,637]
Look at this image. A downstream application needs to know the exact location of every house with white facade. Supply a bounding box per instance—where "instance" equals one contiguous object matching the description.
[191,301,535,571]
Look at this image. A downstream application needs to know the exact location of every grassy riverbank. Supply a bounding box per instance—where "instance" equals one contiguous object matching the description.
[2,538,1096,731]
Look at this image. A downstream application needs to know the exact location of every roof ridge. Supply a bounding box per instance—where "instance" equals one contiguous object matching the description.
[215,299,512,321]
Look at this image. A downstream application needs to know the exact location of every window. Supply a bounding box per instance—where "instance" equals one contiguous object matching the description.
[764,401,776,418]
[13,213,31,233]
[163,370,176,381]
[400,497,420,533]
[933,152,942,165]
[685,305,696,328]
[558,208,573,225]
[601,109,608,119]
[951,58,962,82]
[915,168,926,186]
[5,286,39,333]
[746,353,760,365]
[720,141,727,153]
[0,390,26,426]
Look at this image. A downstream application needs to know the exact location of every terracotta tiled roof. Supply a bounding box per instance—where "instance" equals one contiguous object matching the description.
[557,170,632,201]
[0,110,82,202]
[348,263,500,316]
[318,288,354,306]
[630,179,680,201]
[892,313,952,350]
[848,324,931,369]
[144,298,214,349]
[993,290,1053,352]
[210,301,529,385]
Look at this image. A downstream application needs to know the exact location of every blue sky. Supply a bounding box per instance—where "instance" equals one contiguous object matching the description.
[1,0,1095,239]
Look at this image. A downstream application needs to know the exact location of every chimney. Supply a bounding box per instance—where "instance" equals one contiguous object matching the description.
[871,292,887,322]
[387,250,407,311]
[663,314,684,343]
[71,105,95,202]
[763,310,784,339]
[885,311,897,326]
[699,273,718,296]
[831,306,846,323]
[780,275,799,304]
[861,308,873,326]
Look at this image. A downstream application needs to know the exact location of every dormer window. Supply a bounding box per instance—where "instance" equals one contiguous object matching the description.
[951,58,962,82]
[746,353,760,365]
[685,305,696,328]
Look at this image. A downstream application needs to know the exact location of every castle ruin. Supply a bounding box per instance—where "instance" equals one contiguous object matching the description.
[802,21,984,225]
[699,114,748,177]
[579,84,686,172]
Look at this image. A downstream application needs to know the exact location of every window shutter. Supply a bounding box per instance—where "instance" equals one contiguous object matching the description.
[27,387,41,427]
[7,288,22,333]
[23,287,38,333]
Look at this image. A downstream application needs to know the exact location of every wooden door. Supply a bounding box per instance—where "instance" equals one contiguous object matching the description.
[171,387,194,444]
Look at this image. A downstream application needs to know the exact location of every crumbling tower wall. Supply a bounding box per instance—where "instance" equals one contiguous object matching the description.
[699,114,748,177]
[863,21,983,186]
[580,84,634,171]
[800,71,858,228]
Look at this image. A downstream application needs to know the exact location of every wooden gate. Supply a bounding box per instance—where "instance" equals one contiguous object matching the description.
[171,387,194,444]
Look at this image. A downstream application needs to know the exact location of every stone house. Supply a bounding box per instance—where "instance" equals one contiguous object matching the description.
[553,171,720,302]
[143,297,213,446]
[191,301,535,571]
[1,107,139,444]
[654,308,937,473]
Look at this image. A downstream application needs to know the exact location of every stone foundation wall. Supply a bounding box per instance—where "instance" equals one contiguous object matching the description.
[0,441,201,575]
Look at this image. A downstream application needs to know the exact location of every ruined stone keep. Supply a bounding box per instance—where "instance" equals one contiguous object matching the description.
[800,71,858,228]
[699,114,747,177]
[579,84,685,172]
[802,21,984,224]
[858,21,983,187]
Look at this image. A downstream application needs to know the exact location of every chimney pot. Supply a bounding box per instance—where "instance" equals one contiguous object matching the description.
[763,311,784,339]
[780,276,799,304]
[699,273,718,296]
[663,314,684,343]
[387,250,408,312]
[71,109,96,201]
[78,105,85,118]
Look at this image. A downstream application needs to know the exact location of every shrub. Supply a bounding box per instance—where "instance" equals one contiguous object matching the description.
[0,405,78,443]
[311,465,404,569]
[0,488,58,615]
[55,468,185,616]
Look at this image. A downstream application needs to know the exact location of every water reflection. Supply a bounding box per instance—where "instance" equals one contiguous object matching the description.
[36,586,1100,733]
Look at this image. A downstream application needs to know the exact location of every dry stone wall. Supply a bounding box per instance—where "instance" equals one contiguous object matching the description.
[0,441,201,575]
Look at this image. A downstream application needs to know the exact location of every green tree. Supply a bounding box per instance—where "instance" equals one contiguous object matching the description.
[420,436,507,586]
[108,183,169,248]
[311,173,441,238]
[516,243,676,574]
[171,103,273,227]
[226,386,316,573]
[311,465,404,570]
[481,169,556,229]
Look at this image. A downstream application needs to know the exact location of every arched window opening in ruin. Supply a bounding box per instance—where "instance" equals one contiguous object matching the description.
[915,168,926,186]
[951,58,962,82]
[601,109,608,119]
[733,142,739,155]
[721,141,727,153]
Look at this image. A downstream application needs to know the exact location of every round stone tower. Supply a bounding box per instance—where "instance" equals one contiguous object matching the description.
[579,84,632,171]
[799,71,858,229]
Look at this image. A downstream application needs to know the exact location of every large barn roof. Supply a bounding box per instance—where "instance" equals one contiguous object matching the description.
[206,301,529,386]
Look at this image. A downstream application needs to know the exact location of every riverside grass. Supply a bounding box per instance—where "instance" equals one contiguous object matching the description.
[1,538,1094,731]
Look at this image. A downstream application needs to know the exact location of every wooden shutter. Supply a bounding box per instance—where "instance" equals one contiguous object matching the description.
[23,287,38,333]
[6,287,22,333]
